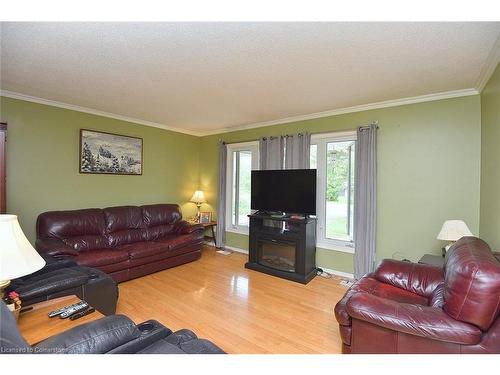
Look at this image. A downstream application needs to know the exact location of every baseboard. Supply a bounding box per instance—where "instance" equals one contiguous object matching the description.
[203,242,249,255]
[318,266,354,280]
[206,242,353,278]
[223,245,249,255]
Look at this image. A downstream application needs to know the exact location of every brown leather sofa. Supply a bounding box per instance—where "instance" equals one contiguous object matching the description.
[335,237,500,353]
[36,204,204,283]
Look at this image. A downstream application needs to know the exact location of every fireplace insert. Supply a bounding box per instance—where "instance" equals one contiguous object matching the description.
[257,238,296,273]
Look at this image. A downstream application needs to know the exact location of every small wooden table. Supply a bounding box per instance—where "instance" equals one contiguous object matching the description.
[17,295,104,345]
[201,221,217,247]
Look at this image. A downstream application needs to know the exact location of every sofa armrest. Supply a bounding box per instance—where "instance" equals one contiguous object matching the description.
[15,268,90,302]
[35,238,79,258]
[374,259,444,297]
[34,315,141,354]
[346,293,481,345]
[107,320,172,353]
[173,220,204,235]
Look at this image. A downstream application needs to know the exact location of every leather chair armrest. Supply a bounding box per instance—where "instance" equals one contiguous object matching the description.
[107,320,172,353]
[33,315,141,354]
[346,293,482,345]
[173,220,204,234]
[35,238,79,258]
[15,269,90,301]
[374,259,444,297]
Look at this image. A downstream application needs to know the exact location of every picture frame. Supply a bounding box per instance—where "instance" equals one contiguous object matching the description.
[79,129,143,175]
[199,211,212,224]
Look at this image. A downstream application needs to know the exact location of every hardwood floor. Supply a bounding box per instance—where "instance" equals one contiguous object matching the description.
[116,246,348,353]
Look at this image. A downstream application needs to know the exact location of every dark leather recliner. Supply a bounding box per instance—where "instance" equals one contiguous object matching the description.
[0,301,225,354]
[8,254,118,316]
[335,237,500,353]
[36,204,204,283]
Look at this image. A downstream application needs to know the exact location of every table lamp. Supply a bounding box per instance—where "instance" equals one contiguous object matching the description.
[0,215,46,298]
[437,219,473,253]
[190,190,206,222]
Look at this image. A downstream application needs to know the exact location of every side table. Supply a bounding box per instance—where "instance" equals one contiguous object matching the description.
[418,254,445,267]
[17,295,104,345]
[201,221,218,247]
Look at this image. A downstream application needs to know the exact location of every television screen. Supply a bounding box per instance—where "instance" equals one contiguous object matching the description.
[251,169,317,215]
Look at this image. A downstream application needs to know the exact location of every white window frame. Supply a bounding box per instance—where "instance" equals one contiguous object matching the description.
[311,131,357,254]
[225,141,259,235]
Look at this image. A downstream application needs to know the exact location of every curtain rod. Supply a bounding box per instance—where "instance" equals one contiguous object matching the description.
[219,120,378,144]
[358,121,379,131]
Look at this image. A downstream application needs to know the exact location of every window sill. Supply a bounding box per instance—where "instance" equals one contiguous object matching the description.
[225,226,249,235]
[316,241,355,254]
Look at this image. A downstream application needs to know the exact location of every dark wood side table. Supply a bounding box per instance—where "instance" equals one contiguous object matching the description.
[17,295,104,345]
[418,254,445,267]
[201,221,217,247]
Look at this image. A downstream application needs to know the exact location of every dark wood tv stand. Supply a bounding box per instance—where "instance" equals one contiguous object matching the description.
[245,213,317,284]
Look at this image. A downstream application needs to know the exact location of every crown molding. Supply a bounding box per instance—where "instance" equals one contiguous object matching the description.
[1,87,479,138]
[0,90,200,137]
[476,33,500,93]
[198,88,479,136]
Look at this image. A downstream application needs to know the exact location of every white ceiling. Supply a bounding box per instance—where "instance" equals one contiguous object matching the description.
[1,22,500,135]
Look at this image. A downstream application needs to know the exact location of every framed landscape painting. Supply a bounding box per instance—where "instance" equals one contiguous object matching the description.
[79,129,143,175]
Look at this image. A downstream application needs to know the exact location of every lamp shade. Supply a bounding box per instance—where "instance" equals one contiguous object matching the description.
[437,220,473,241]
[0,215,46,281]
[190,190,206,204]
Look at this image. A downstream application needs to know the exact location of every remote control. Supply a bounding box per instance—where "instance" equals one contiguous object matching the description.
[48,301,87,318]
[59,301,89,319]
[69,307,95,321]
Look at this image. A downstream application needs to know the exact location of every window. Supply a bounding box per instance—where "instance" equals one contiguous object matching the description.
[311,131,356,252]
[226,142,259,233]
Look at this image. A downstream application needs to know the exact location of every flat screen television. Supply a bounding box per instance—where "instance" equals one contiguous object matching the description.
[251,169,317,215]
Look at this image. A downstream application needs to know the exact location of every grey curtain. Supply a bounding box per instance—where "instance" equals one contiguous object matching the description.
[259,136,284,170]
[215,141,227,248]
[354,123,378,279]
[284,132,311,169]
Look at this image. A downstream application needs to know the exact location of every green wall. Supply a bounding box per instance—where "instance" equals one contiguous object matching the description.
[199,95,482,274]
[480,62,500,250]
[0,97,201,242]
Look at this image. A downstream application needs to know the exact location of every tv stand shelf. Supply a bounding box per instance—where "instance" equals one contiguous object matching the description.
[248,213,316,224]
[245,214,317,284]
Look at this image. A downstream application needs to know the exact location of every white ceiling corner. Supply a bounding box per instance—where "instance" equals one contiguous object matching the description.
[475,32,500,92]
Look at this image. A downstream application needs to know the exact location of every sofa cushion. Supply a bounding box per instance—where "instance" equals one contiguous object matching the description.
[117,241,169,260]
[62,235,109,252]
[334,276,428,326]
[142,204,181,240]
[374,259,444,298]
[37,208,108,251]
[155,233,203,250]
[104,206,143,232]
[144,224,175,241]
[76,249,129,267]
[142,204,181,227]
[37,208,105,238]
[126,243,200,268]
[104,206,147,247]
[444,237,500,331]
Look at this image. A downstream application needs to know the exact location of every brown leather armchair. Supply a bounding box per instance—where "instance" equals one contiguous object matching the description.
[335,237,500,353]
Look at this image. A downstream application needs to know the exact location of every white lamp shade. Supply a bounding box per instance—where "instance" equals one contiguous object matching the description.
[0,215,46,280]
[190,190,206,204]
[437,220,473,241]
